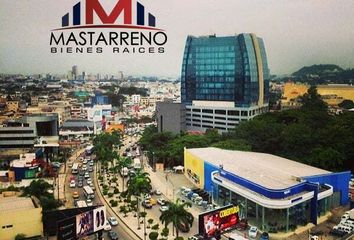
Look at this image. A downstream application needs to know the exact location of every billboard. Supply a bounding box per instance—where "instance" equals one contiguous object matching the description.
[198,205,239,238]
[57,206,106,240]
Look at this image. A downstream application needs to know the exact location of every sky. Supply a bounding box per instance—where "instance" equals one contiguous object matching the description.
[0,0,354,77]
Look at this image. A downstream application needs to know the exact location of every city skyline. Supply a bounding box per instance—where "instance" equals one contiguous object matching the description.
[1,0,354,77]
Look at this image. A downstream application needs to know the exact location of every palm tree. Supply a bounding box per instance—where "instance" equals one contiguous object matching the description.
[116,157,132,192]
[160,198,194,238]
[125,170,152,230]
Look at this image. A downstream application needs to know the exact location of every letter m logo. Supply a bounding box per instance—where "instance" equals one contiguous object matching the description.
[86,0,132,24]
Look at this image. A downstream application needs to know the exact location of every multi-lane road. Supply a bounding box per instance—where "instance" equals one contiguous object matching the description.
[64,147,138,240]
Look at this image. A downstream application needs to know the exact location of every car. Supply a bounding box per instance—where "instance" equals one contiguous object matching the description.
[69,180,76,188]
[83,159,88,164]
[86,199,93,207]
[248,226,258,238]
[82,166,87,171]
[142,200,153,209]
[72,191,79,199]
[259,232,269,240]
[84,172,90,178]
[89,182,94,188]
[89,161,94,166]
[68,163,73,168]
[78,181,83,187]
[108,231,119,240]
[87,178,92,185]
[88,167,93,172]
[108,217,118,226]
[159,205,169,212]
[104,221,112,231]
[149,198,157,205]
[157,198,166,205]
[155,189,162,195]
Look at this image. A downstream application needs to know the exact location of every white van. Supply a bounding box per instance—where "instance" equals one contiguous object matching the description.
[133,158,141,169]
[120,167,129,177]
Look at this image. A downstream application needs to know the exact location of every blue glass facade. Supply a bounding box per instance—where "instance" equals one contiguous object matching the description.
[181,34,270,107]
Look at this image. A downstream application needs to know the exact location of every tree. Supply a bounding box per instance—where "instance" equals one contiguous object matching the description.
[339,99,354,110]
[15,234,26,240]
[211,139,252,151]
[149,231,159,240]
[300,85,328,112]
[125,170,152,230]
[159,198,194,238]
[116,157,132,192]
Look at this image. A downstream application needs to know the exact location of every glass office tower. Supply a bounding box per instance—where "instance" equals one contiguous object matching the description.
[181,34,270,132]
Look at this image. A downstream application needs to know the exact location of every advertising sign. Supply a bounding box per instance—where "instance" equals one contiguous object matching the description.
[198,205,239,238]
[57,206,106,240]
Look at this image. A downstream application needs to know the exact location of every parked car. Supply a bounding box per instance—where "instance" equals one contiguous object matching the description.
[104,221,112,231]
[248,226,258,238]
[155,189,162,195]
[142,200,153,209]
[159,206,169,212]
[84,172,90,178]
[157,198,166,205]
[108,217,118,226]
[88,167,93,172]
[69,180,76,188]
[259,232,269,240]
[108,231,119,240]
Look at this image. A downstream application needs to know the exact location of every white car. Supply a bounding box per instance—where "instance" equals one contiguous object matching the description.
[82,166,87,171]
[157,198,166,205]
[108,217,118,226]
[87,178,92,185]
[69,180,76,188]
[155,189,162,195]
[83,159,88,164]
[84,172,90,178]
[144,194,151,200]
[159,206,169,212]
[86,199,93,206]
[104,221,112,231]
[248,226,258,238]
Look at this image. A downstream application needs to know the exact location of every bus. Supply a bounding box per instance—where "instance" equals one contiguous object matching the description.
[72,163,79,174]
[85,145,94,155]
[76,200,87,208]
[83,186,95,199]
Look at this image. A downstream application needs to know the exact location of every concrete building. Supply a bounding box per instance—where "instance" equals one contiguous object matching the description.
[6,101,19,112]
[156,100,186,134]
[59,119,95,140]
[181,34,270,132]
[0,195,43,240]
[281,82,354,109]
[184,147,350,233]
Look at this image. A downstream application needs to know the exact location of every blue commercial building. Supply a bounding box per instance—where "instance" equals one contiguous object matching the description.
[184,147,351,233]
[91,94,109,106]
[181,34,270,132]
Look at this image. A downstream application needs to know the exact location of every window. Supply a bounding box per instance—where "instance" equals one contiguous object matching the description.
[228,110,239,116]
[215,110,226,115]
[202,109,213,114]
[192,109,201,112]
[241,111,248,116]
[192,114,200,117]
[215,116,226,120]
[203,115,213,119]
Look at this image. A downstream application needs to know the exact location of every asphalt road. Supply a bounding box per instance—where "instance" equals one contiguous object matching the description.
[64,150,138,240]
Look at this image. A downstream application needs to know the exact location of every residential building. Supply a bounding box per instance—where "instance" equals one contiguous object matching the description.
[181,34,270,132]
[6,101,19,112]
[184,147,350,233]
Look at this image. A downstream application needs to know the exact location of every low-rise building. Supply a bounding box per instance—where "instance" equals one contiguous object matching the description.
[0,195,43,240]
[184,147,350,233]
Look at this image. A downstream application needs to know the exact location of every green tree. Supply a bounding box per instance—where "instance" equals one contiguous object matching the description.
[339,99,354,110]
[300,85,328,112]
[15,234,26,240]
[159,198,194,238]
[149,231,159,240]
[125,170,152,229]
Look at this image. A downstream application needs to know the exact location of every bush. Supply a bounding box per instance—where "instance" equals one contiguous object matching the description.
[111,177,118,182]
[174,237,184,240]
[161,227,169,237]
[119,206,126,212]
[98,176,103,181]
[114,188,119,194]
[15,234,26,240]
[103,190,108,195]
[108,192,114,198]
[151,224,159,230]
[103,184,109,190]
[149,231,159,240]
[111,201,118,207]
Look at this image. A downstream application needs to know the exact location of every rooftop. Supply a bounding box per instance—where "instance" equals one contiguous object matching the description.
[0,196,36,212]
[187,147,331,190]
